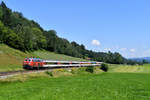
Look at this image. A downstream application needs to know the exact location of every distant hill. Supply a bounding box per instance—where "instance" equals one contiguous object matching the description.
[129,57,150,63]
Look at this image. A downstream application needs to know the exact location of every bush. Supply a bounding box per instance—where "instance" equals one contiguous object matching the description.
[86,66,94,73]
[101,63,108,72]
[45,71,53,77]
[71,68,77,74]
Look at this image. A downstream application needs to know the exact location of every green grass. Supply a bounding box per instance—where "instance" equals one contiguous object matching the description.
[0,44,86,72]
[32,50,86,61]
[0,44,30,72]
[108,64,150,73]
[0,73,150,100]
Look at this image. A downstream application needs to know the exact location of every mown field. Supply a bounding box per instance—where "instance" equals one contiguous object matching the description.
[109,64,150,73]
[0,44,86,72]
[0,72,150,100]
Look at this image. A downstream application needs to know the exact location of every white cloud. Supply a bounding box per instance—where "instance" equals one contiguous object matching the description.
[145,49,150,53]
[91,40,101,46]
[104,48,111,52]
[143,49,150,57]
[120,48,127,52]
[130,49,136,52]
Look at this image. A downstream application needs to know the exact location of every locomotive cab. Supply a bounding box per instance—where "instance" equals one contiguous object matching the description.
[23,58,44,69]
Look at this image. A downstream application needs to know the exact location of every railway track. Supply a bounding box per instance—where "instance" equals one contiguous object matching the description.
[0,66,80,79]
[0,70,26,76]
[0,69,54,78]
[0,70,33,78]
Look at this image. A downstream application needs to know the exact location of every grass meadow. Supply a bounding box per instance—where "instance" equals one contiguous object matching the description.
[109,64,150,73]
[0,72,150,100]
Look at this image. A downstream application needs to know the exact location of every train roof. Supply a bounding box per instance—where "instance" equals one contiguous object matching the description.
[25,58,42,60]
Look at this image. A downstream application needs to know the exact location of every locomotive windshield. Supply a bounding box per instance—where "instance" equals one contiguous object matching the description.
[24,58,32,62]
[33,58,42,62]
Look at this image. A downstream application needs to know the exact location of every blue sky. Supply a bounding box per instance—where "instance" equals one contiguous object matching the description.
[2,0,150,58]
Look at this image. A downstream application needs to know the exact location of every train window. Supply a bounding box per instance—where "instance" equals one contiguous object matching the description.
[33,59,36,62]
[24,58,42,62]
[34,59,38,62]
[39,59,42,62]
[37,59,41,62]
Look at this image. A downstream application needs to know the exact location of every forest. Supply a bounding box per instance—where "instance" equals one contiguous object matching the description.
[0,1,142,65]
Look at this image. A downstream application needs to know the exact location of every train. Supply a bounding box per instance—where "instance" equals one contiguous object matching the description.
[23,58,102,69]
[23,58,45,69]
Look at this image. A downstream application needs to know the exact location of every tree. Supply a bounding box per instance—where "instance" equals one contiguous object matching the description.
[32,28,46,49]
[1,1,12,27]
[1,1,7,9]
[113,52,125,64]
[0,6,3,20]
[142,60,148,64]
[44,30,57,51]
[0,21,8,43]
[21,26,34,51]
[5,32,24,50]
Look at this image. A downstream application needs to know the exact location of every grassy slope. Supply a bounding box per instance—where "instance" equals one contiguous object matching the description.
[0,73,150,100]
[33,50,86,61]
[0,44,86,72]
[108,64,150,73]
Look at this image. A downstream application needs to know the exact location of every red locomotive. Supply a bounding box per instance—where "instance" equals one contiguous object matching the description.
[23,58,45,69]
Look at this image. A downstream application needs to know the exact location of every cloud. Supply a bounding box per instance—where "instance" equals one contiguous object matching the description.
[120,48,127,52]
[143,49,150,57]
[104,48,111,52]
[145,49,150,53]
[130,49,136,52]
[91,40,101,46]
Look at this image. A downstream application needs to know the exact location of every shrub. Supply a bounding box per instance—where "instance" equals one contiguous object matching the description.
[86,66,94,73]
[45,71,53,77]
[71,68,77,74]
[101,63,108,72]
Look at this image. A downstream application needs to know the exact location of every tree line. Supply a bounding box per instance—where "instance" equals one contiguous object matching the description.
[0,1,143,65]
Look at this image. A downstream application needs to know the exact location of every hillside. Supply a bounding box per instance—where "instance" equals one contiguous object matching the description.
[0,44,86,72]
[129,57,150,63]
[0,1,129,64]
